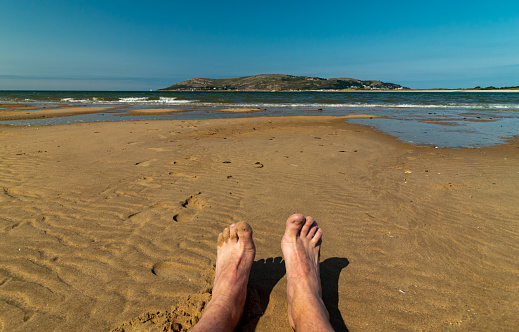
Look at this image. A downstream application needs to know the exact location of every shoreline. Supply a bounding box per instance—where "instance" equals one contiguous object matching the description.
[0,106,125,121]
[1,103,517,149]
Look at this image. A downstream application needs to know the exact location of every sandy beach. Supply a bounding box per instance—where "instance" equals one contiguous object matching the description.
[0,115,518,331]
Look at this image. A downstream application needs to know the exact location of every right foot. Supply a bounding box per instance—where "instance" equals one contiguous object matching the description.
[281,214,333,331]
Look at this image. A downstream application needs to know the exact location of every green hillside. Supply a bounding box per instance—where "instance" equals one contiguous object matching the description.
[160,74,407,91]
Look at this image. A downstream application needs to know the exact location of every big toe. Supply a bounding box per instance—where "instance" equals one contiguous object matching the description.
[236,222,254,246]
[284,214,306,239]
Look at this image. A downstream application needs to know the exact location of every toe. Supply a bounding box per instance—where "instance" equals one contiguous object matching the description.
[217,232,224,246]
[229,224,238,241]
[236,221,255,252]
[300,216,316,237]
[222,227,230,243]
[235,222,253,240]
[285,214,306,238]
[310,228,323,246]
[307,223,318,239]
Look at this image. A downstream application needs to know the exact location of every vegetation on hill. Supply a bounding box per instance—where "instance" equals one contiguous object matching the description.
[159,74,407,91]
[470,85,519,90]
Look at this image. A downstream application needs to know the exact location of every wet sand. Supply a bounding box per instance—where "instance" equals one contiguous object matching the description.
[122,108,190,116]
[0,106,124,120]
[0,116,518,331]
[214,108,266,113]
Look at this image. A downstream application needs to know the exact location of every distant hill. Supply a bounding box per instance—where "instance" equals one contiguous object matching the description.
[159,74,407,91]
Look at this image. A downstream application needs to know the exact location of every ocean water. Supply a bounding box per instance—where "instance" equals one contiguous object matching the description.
[1,90,519,148]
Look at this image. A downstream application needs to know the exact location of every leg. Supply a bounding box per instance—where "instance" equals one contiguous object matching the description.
[192,222,256,332]
[281,214,333,331]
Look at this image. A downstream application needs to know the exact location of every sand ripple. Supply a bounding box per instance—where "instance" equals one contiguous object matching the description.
[1,117,518,331]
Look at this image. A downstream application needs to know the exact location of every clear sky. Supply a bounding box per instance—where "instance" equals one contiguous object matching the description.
[2,0,519,90]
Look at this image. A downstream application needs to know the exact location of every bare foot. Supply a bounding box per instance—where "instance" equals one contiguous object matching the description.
[281,214,333,331]
[192,222,255,332]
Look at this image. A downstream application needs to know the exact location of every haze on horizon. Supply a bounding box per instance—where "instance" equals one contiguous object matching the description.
[2,0,519,91]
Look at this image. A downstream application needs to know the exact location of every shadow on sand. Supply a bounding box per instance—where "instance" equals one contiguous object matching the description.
[239,256,349,331]
[321,257,350,331]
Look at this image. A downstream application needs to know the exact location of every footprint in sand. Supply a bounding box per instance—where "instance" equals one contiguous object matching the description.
[151,261,211,283]
[128,192,206,224]
[128,202,176,224]
[151,249,212,281]
[173,192,206,223]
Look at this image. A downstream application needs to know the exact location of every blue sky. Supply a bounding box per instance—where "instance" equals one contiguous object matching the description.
[2,0,519,90]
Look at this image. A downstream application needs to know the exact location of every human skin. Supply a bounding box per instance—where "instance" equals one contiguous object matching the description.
[281,214,333,331]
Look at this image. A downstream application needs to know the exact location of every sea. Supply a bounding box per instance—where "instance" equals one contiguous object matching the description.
[1,90,519,148]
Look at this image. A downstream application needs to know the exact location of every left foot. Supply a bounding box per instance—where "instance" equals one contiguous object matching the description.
[192,222,256,331]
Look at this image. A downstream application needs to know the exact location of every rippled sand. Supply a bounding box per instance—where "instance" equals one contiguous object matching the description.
[0,116,517,331]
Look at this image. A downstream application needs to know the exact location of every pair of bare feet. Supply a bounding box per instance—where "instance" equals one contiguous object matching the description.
[191,214,334,331]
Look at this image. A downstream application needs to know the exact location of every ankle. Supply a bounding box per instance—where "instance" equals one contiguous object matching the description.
[288,279,321,300]
[205,298,243,326]
[289,296,331,331]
